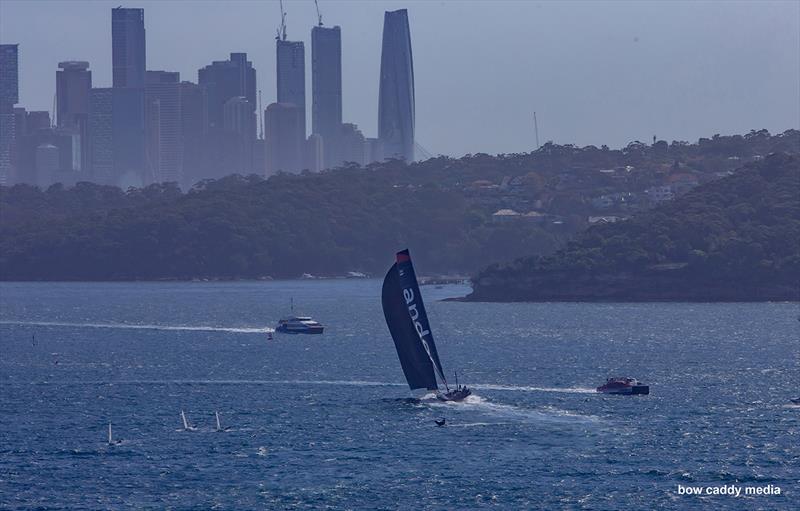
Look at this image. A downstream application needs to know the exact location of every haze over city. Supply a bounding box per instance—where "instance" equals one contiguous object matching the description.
[2,0,798,157]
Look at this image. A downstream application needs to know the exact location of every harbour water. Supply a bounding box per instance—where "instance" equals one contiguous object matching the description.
[0,281,798,509]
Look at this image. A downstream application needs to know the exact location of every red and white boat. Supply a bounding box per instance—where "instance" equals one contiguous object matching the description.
[596,377,649,395]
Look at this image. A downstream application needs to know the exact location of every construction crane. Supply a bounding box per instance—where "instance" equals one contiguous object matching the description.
[314,0,323,26]
[276,0,287,41]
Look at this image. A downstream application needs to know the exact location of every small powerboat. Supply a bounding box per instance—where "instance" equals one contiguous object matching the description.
[791,397,800,405]
[597,377,649,395]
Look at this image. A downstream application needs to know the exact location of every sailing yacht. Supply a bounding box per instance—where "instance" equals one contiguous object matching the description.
[382,249,471,402]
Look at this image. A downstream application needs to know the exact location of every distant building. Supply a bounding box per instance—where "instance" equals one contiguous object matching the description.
[645,185,674,203]
[277,39,306,139]
[198,53,256,180]
[113,87,147,186]
[311,25,342,167]
[145,71,182,183]
[16,120,82,187]
[178,81,207,187]
[223,96,256,175]
[56,61,92,172]
[667,173,699,195]
[265,102,303,175]
[112,8,146,88]
[198,53,256,131]
[305,133,324,173]
[88,88,114,184]
[378,9,415,162]
[26,111,51,131]
[0,44,19,185]
[588,216,623,225]
[34,143,59,187]
[111,8,146,186]
[364,137,384,165]
[0,44,19,109]
[492,209,522,223]
[337,123,366,166]
[88,87,145,187]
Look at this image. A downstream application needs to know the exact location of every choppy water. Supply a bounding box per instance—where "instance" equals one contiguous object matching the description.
[0,281,798,510]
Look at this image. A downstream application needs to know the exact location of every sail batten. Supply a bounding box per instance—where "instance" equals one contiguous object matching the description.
[382,249,447,391]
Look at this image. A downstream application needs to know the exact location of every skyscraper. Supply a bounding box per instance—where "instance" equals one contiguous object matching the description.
[378,9,415,163]
[265,102,303,175]
[0,44,19,109]
[111,7,146,186]
[145,71,182,183]
[178,81,207,187]
[112,7,146,88]
[223,96,256,174]
[311,25,342,167]
[56,61,92,171]
[89,88,114,184]
[198,53,256,179]
[0,44,19,185]
[276,39,306,138]
[198,53,256,131]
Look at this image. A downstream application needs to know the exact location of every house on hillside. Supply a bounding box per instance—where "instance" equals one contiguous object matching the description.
[668,172,700,195]
[645,185,674,203]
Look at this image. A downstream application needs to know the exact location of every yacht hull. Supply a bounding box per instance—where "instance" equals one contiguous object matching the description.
[436,388,472,402]
[275,326,324,334]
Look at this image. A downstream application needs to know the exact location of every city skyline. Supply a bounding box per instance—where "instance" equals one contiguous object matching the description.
[1,1,797,158]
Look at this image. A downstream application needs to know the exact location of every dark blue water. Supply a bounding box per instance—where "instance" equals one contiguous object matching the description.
[1,281,798,510]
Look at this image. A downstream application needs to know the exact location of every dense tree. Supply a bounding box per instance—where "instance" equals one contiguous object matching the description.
[469,154,799,301]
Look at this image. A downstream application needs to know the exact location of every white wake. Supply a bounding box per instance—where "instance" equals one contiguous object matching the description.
[0,320,274,334]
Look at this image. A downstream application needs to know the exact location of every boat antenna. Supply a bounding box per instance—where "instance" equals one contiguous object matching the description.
[533,111,540,150]
[291,297,294,313]
[108,423,113,445]
[454,370,459,389]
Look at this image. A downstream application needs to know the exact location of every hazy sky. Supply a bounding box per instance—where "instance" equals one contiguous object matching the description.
[1,0,798,157]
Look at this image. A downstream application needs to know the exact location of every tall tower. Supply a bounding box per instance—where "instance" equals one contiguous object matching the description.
[276,39,306,138]
[311,25,341,167]
[112,7,146,88]
[110,7,147,186]
[0,44,19,185]
[145,71,182,183]
[378,9,415,163]
[56,61,92,171]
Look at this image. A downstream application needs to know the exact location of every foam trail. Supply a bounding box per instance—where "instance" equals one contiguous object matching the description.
[472,383,595,394]
[0,320,274,334]
[7,379,408,387]
[426,394,600,424]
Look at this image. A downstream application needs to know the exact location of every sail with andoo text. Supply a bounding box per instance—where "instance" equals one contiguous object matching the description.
[382,249,447,391]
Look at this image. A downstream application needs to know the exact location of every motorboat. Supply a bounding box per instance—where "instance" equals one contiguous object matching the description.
[790,397,800,405]
[597,377,649,395]
[275,299,324,334]
[275,316,324,334]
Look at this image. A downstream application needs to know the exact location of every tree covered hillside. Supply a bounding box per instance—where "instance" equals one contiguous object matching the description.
[468,153,799,301]
[0,169,560,280]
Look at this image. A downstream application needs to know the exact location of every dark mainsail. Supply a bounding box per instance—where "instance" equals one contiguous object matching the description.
[382,249,448,391]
